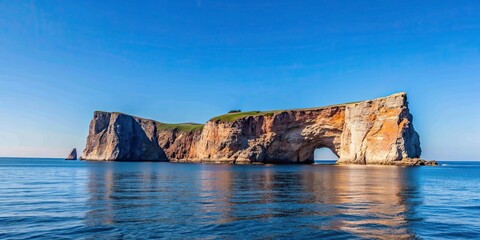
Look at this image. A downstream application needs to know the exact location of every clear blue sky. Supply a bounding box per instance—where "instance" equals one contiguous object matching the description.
[0,0,479,160]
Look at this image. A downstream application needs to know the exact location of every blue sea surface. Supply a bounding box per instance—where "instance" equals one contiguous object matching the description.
[0,158,479,239]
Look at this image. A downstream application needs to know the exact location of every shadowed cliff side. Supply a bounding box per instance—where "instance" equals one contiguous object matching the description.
[65,148,77,160]
[80,112,202,161]
[81,93,433,165]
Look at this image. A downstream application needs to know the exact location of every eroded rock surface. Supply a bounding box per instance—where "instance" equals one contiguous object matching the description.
[80,112,201,161]
[81,93,434,165]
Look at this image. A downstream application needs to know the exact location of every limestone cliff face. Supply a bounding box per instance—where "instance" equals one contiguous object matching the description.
[194,106,345,163]
[337,93,421,164]
[82,93,427,165]
[81,112,201,161]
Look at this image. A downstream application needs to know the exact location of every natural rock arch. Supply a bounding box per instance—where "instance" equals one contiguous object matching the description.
[82,92,424,165]
[293,126,342,163]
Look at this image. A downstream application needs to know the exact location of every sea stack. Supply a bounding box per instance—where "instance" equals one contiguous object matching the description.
[66,148,77,160]
[81,92,436,165]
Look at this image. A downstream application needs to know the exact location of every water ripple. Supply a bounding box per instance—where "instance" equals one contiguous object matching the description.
[0,158,479,239]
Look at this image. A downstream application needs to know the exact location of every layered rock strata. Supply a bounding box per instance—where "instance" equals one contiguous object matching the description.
[81,92,434,165]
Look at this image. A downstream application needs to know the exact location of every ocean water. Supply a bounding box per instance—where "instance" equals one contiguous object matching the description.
[0,158,479,239]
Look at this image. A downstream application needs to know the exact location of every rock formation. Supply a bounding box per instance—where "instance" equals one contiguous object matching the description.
[66,148,77,160]
[80,112,202,161]
[81,92,436,165]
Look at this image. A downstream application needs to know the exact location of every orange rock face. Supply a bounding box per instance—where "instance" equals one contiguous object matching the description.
[81,92,426,165]
[194,106,345,163]
[338,93,421,164]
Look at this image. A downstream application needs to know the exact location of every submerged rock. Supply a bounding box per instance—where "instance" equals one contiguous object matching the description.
[415,159,438,166]
[81,92,431,166]
[66,148,77,160]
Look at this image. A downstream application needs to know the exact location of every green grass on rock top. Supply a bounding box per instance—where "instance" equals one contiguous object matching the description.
[210,110,281,122]
[209,102,363,123]
[156,122,204,132]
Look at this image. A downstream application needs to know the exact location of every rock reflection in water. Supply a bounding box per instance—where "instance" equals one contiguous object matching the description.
[84,162,421,238]
[299,166,421,239]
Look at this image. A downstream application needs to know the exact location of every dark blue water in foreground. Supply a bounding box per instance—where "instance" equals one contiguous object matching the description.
[0,158,479,239]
